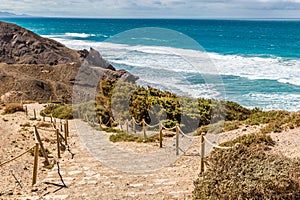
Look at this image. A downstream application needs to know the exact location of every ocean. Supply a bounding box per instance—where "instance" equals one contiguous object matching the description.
[1,18,300,111]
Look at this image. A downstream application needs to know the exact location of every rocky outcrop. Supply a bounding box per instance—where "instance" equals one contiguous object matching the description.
[0,22,81,65]
[80,48,116,70]
[0,21,138,103]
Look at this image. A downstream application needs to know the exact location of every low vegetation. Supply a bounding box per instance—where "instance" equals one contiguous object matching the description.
[40,79,300,140]
[109,131,159,143]
[193,134,300,199]
[2,103,24,114]
[40,104,73,119]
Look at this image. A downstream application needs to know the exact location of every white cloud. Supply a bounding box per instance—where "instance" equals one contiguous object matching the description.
[1,0,300,18]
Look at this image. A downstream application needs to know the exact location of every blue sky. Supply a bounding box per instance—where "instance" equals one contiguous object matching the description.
[1,0,300,18]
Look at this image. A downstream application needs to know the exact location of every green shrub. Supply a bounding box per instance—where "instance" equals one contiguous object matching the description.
[193,134,300,199]
[244,110,300,133]
[221,133,274,147]
[109,131,159,143]
[223,120,240,131]
[41,104,73,119]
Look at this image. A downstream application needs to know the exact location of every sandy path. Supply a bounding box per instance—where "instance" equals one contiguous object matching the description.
[1,103,299,199]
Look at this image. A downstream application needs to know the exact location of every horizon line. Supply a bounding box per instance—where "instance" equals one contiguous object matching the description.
[1,16,300,21]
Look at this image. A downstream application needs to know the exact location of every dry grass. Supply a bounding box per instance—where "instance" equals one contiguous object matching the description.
[2,103,24,114]
[193,134,300,199]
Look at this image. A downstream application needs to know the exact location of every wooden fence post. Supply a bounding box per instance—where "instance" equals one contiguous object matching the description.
[25,106,28,116]
[64,123,68,146]
[200,133,205,173]
[159,123,163,148]
[119,120,123,130]
[91,117,95,127]
[99,116,102,129]
[50,115,53,123]
[132,117,136,133]
[34,126,50,166]
[176,123,179,155]
[66,120,69,137]
[32,143,39,186]
[56,129,61,159]
[33,109,36,120]
[142,119,146,138]
[110,117,113,128]
[60,120,63,132]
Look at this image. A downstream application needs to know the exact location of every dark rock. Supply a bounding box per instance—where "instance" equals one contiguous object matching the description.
[0,22,139,103]
[0,21,81,65]
[88,47,115,70]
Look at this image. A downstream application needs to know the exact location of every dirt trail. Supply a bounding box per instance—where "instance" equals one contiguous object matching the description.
[1,103,299,199]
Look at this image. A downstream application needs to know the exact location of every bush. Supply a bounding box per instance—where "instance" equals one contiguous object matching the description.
[109,131,159,143]
[193,134,300,199]
[3,103,24,114]
[221,133,274,147]
[40,104,73,119]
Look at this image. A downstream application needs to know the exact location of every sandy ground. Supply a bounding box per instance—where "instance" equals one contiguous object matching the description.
[0,103,299,199]
[0,103,63,197]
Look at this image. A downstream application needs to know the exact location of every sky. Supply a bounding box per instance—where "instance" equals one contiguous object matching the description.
[1,0,300,19]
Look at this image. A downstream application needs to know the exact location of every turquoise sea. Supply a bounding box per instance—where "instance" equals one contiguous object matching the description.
[1,18,300,111]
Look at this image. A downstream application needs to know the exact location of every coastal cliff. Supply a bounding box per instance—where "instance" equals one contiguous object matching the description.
[0,21,138,103]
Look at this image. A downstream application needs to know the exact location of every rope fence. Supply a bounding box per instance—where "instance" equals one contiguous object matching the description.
[2,104,73,186]
[83,115,240,173]
[0,146,35,167]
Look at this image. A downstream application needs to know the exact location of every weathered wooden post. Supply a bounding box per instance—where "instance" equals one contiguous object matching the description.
[132,117,136,133]
[98,116,102,129]
[60,120,63,132]
[200,133,205,173]
[176,123,179,155]
[56,129,61,159]
[110,117,113,128]
[25,105,28,116]
[32,143,39,186]
[33,109,36,120]
[119,119,123,130]
[50,115,53,123]
[126,119,129,133]
[66,120,69,137]
[64,123,68,146]
[34,126,50,165]
[92,118,95,127]
[159,123,163,148]
[142,119,146,138]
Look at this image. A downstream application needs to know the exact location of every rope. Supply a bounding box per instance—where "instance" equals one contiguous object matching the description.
[104,119,111,126]
[177,126,200,139]
[0,145,35,167]
[144,121,160,128]
[161,123,176,131]
[94,122,101,126]
[132,117,142,126]
[203,136,233,150]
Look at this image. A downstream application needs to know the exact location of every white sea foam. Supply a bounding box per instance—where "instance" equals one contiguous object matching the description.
[243,93,300,111]
[65,32,96,38]
[46,37,300,87]
[43,36,300,111]
[42,32,107,39]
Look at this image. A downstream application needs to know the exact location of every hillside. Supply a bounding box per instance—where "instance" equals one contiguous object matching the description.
[0,21,138,103]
